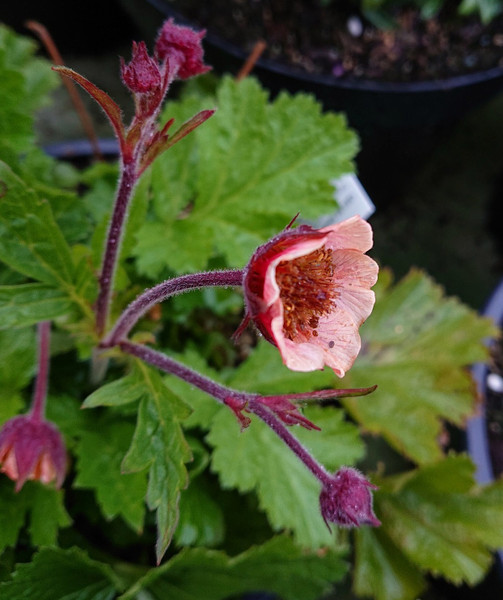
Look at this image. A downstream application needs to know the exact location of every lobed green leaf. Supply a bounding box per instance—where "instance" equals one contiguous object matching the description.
[121,362,193,562]
[342,270,496,464]
[74,421,148,533]
[122,535,347,600]
[355,456,503,599]
[134,76,358,277]
[0,547,121,600]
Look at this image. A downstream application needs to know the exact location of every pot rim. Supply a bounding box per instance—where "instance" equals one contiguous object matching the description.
[150,0,503,94]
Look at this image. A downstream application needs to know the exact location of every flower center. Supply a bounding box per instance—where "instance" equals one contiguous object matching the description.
[276,247,337,340]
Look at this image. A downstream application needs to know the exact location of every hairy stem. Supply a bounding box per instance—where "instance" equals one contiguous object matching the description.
[120,340,333,488]
[247,401,332,487]
[30,321,51,423]
[95,159,138,336]
[103,270,244,347]
[120,340,239,403]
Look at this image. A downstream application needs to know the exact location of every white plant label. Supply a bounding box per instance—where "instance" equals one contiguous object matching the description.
[316,174,376,228]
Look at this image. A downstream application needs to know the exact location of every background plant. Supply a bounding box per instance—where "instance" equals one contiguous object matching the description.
[320,0,503,26]
[0,21,502,600]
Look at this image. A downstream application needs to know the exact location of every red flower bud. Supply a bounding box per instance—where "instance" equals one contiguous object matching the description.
[155,18,210,80]
[243,216,378,376]
[320,466,380,530]
[121,41,162,94]
[0,415,67,492]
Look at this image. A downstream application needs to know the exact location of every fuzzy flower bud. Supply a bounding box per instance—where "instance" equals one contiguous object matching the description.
[243,215,378,376]
[320,466,380,530]
[0,415,67,492]
[155,18,211,79]
[121,41,162,94]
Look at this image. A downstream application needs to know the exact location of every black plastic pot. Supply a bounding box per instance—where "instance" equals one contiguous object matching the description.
[122,0,503,201]
[468,278,503,580]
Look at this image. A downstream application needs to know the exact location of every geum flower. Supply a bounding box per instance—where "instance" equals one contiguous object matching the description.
[243,215,378,375]
[0,415,67,492]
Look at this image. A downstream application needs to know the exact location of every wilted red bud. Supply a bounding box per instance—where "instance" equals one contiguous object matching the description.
[320,466,380,530]
[0,415,67,492]
[243,216,378,376]
[155,18,211,79]
[121,41,162,94]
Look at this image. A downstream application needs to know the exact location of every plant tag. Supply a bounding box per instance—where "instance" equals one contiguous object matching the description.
[316,174,375,227]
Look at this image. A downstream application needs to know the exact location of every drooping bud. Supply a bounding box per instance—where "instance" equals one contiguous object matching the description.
[320,466,380,530]
[121,41,162,94]
[155,18,211,79]
[0,415,67,492]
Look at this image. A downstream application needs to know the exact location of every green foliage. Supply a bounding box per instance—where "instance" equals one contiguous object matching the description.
[0,26,58,163]
[357,0,503,25]
[0,480,71,554]
[120,363,193,563]
[122,535,348,600]
[74,420,148,532]
[134,76,357,277]
[0,547,121,600]
[0,23,501,600]
[354,457,503,599]
[207,399,364,548]
[342,269,496,464]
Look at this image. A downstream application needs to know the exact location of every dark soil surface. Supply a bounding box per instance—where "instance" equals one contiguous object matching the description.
[173,0,503,82]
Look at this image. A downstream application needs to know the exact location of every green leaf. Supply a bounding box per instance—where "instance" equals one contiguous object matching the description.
[0,547,121,600]
[354,526,426,600]
[121,362,193,562]
[74,420,147,533]
[0,283,73,329]
[227,339,334,395]
[355,456,503,600]
[174,475,225,547]
[134,76,358,277]
[0,162,75,286]
[26,485,72,546]
[458,0,502,23]
[82,372,146,409]
[0,480,70,553]
[0,26,58,161]
[342,270,496,464]
[207,403,363,548]
[0,327,36,395]
[123,535,347,600]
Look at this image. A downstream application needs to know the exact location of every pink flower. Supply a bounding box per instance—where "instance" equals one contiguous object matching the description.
[121,41,162,94]
[155,18,211,80]
[0,415,67,492]
[320,467,380,530]
[243,216,378,375]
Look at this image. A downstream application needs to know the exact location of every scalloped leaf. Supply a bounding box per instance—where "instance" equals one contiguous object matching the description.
[134,76,357,277]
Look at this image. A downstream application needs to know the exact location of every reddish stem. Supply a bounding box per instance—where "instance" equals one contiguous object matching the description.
[103,270,244,346]
[30,321,51,423]
[120,340,333,488]
[95,159,138,336]
[247,401,333,487]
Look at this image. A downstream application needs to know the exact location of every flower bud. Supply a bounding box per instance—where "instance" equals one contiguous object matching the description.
[0,415,67,491]
[155,18,210,80]
[320,466,380,530]
[121,41,162,94]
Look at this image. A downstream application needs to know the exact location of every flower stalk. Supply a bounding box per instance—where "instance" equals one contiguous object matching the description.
[30,321,51,423]
[102,270,244,347]
[120,340,377,507]
[95,159,138,336]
